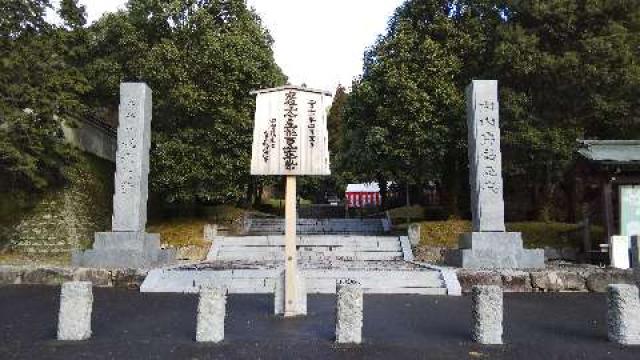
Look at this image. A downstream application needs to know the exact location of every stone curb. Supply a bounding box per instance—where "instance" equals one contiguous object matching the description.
[456,267,636,293]
[1,265,635,293]
[0,266,147,289]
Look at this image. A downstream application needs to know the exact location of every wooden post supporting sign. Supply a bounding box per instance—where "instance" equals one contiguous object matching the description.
[249,85,332,318]
[284,175,298,316]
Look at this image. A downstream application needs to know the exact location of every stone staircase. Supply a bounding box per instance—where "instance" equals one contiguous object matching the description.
[141,235,457,295]
[245,218,390,235]
[209,235,406,262]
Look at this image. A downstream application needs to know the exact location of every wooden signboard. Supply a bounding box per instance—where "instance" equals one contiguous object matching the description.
[250,86,332,176]
[250,85,332,317]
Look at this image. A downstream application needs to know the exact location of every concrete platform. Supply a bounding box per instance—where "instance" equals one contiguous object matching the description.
[141,260,448,295]
[141,235,456,295]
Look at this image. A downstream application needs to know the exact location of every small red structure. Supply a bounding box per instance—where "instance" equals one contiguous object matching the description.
[346,183,381,208]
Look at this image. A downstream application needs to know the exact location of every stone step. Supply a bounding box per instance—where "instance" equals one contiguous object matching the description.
[217,237,400,246]
[220,243,402,251]
[141,268,445,295]
[209,235,406,262]
[216,251,403,261]
[247,218,386,235]
[249,219,383,225]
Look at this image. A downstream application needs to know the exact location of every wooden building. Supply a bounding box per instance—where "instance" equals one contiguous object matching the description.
[573,140,640,249]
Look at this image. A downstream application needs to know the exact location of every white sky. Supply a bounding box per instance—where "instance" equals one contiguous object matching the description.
[49,0,405,92]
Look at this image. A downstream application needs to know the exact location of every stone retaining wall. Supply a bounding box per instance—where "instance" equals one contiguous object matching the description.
[1,265,636,293]
[0,266,146,289]
[7,154,113,255]
[457,266,637,293]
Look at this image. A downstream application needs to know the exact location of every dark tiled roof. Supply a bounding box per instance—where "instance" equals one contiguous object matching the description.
[577,140,640,163]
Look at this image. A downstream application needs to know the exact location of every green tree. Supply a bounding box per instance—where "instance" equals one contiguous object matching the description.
[0,0,89,192]
[83,0,286,204]
[297,85,352,204]
[345,0,640,220]
[343,0,502,212]
[494,0,640,220]
[327,84,347,155]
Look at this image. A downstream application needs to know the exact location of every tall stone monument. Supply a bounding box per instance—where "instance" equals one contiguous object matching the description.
[73,83,175,268]
[446,80,544,269]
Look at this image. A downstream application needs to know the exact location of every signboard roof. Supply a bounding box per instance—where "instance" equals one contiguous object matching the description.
[250,85,332,96]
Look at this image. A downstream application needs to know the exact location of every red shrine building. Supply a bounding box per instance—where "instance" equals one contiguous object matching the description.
[345,183,382,208]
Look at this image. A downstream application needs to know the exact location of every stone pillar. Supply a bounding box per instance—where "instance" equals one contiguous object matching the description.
[196,287,226,343]
[607,284,640,345]
[472,285,503,345]
[446,80,544,269]
[335,279,363,344]
[57,281,93,341]
[73,83,175,268]
[274,270,306,316]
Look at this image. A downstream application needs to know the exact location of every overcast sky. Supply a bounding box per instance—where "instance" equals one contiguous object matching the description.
[49,0,404,92]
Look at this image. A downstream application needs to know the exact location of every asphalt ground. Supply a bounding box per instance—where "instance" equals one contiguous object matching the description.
[1,286,639,359]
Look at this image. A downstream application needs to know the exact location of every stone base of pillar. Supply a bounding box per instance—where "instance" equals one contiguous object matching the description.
[445,232,544,269]
[274,270,307,316]
[72,231,176,269]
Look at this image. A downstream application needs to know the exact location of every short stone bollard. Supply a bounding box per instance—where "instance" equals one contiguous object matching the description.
[472,285,503,345]
[196,287,227,343]
[57,281,93,341]
[607,284,640,345]
[335,279,363,344]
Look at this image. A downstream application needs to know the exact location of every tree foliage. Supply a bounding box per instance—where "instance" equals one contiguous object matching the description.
[496,0,640,219]
[0,0,89,192]
[82,0,286,204]
[343,0,640,219]
[343,0,501,209]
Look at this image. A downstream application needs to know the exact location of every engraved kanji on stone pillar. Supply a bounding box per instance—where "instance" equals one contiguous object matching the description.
[445,80,544,269]
[112,83,152,232]
[72,83,175,269]
[467,80,505,232]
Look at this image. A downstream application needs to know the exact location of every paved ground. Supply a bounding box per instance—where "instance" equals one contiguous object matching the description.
[1,286,639,359]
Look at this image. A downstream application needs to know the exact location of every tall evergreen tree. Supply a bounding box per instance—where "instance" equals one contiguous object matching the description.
[344,0,640,219]
[0,0,89,192]
[495,0,640,219]
[82,0,286,204]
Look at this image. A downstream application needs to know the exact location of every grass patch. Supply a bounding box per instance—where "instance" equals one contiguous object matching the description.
[147,205,247,248]
[417,220,604,249]
[147,219,210,248]
[387,206,426,223]
[418,220,470,248]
